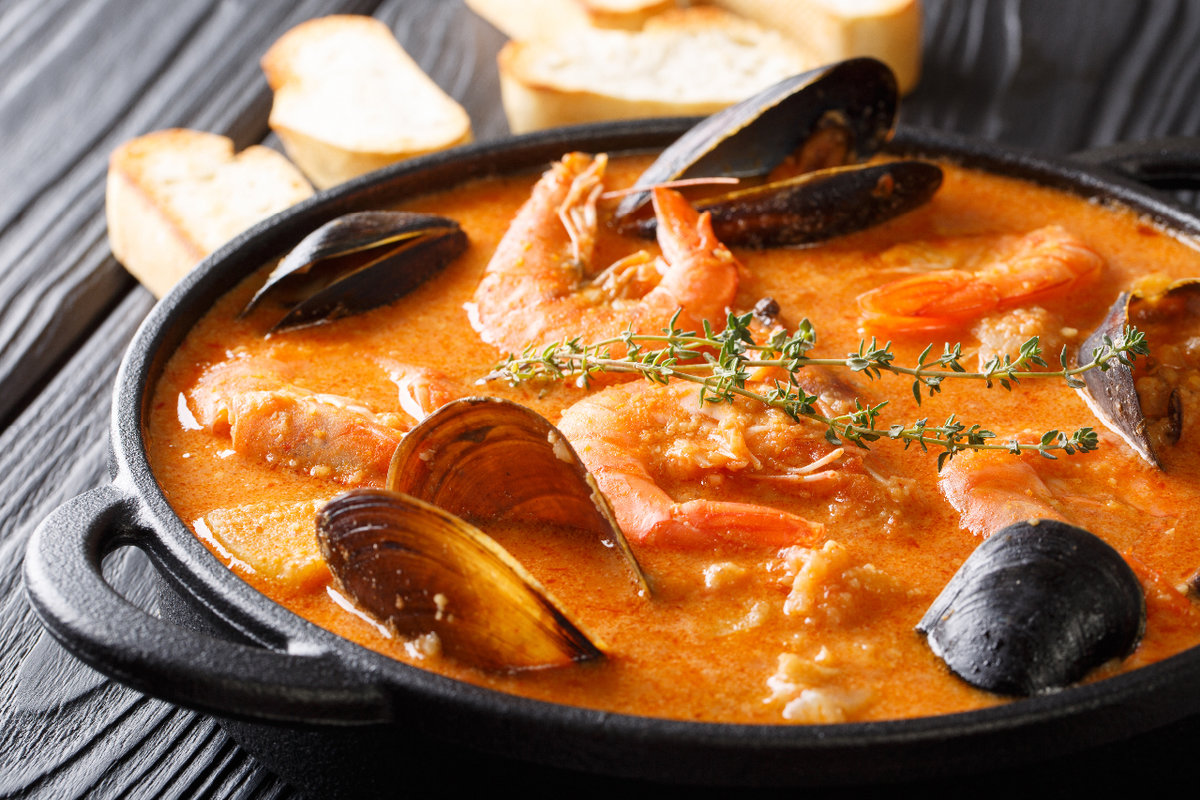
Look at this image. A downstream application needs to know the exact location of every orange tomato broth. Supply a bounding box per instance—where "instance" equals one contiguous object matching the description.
[146,154,1200,724]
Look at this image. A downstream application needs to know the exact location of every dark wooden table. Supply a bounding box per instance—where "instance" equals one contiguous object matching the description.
[5,1,1200,797]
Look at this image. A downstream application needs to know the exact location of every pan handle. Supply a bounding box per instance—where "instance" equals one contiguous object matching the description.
[1071,137,1200,191]
[24,483,391,724]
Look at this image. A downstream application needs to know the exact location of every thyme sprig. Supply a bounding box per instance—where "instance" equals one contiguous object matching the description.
[489,311,1148,469]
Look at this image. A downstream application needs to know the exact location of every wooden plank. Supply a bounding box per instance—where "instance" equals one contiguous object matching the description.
[0,290,299,799]
[0,0,379,428]
[0,293,300,798]
[909,0,1200,154]
[0,1,387,795]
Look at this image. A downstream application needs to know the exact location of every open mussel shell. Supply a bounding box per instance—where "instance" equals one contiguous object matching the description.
[917,519,1145,697]
[318,489,602,671]
[242,211,467,331]
[1076,290,1157,466]
[387,397,650,595]
[628,161,943,248]
[1076,279,1200,468]
[612,58,899,228]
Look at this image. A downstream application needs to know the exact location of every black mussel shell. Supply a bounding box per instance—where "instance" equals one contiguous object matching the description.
[242,211,467,331]
[317,488,603,671]
[1076,279,1200,468]
[612,58,898,228]
[628,161,943,248]
[387,397,650,595]
[1076,290,1158,467]
[917,519,1145,697]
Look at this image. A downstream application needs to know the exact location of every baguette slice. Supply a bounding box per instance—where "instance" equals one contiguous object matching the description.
[498,7,816,133]
[465,0,675,38]
[705,0,922,93]
[579,0,678,29]
[106,129,313,298]
[262,15,472,190]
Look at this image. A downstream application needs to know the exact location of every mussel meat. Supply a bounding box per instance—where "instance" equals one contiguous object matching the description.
[387,397,650,594]
[1076,278,1199,468]
[317,489,602,671]
[611,58,942,247]
[917,519,1145,696]
[242,211,467,331]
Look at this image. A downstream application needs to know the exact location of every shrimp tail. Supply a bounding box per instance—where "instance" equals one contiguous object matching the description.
[858,270,1000,333]
[653,499,824,549]
[859,226,1103,335]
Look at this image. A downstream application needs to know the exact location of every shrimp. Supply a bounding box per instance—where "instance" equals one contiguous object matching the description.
[376,358,461,424]
[939,429,1182,540]
[937,449,1068,538]
[858,225,1103,335]
[468,152,740,354]
[190,357,458,485]
[557,378,872,549]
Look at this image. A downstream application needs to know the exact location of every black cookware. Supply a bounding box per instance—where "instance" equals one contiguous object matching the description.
[24,120,1200,796]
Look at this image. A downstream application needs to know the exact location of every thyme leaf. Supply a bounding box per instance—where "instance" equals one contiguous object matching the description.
[488,312,1145,470]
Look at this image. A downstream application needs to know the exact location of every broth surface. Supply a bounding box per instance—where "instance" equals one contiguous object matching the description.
[147,155,1200,723]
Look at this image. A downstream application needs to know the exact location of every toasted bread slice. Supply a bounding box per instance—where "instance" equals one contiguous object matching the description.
[106,129,313,298]
[705,0,922,92]
[261,15,472,190]
[580,0,678,29]
[466,0,676,38]
[498,6,815,133]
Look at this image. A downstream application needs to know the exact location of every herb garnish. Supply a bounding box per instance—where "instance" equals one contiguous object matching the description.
[489,311,1148,470]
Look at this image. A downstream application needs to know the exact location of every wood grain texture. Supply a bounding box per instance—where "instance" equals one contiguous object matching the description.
[0,1,378,797]
[910,0,1200,154]
[0,0,380,428]
[4,1,1200,798]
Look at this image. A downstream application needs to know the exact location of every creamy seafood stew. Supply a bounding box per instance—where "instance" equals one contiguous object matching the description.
[148,154,1200,723]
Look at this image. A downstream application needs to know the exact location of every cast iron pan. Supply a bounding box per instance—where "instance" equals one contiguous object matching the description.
[24,119,1200,794]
